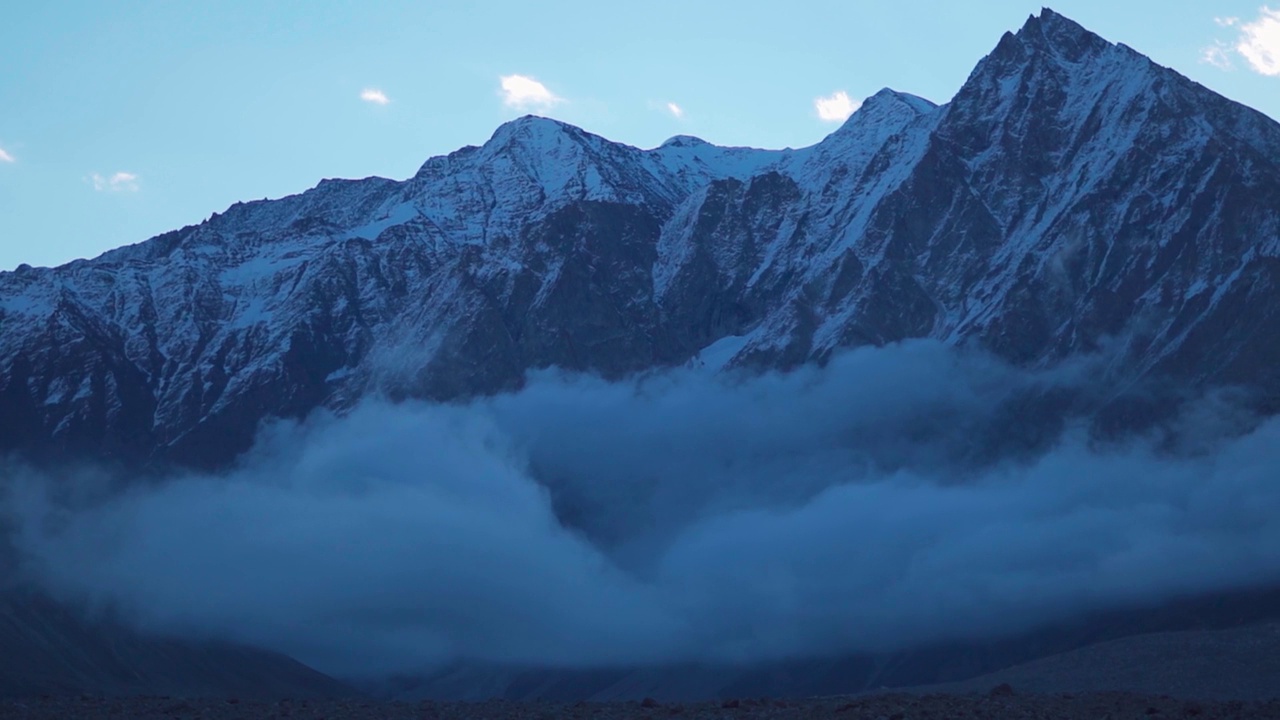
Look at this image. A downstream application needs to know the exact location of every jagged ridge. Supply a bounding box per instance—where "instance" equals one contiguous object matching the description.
[2,9,1280,468]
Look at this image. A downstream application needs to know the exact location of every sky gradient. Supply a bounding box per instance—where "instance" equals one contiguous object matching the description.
[1,1,1277,271]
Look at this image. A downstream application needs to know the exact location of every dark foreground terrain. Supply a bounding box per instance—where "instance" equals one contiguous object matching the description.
[2,691,1279,720]
[922,623,1280,701]
[0,593,352,700]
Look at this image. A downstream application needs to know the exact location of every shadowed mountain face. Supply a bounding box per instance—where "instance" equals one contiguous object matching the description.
[3,10,1279,470]
[0,591,353,699]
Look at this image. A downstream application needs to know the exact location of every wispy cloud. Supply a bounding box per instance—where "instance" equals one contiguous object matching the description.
[1237,6,1280,76]
[666,102,685,119]
[814,90,861,123]
[0,146,13,163]
[1206,7,1280,76]
[1201,42,1235,69]
[499,74,563,110]
[360,88,391,106]
[91,172,140,192]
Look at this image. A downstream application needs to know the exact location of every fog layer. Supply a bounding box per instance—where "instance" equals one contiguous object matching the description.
[6,341,1280,677]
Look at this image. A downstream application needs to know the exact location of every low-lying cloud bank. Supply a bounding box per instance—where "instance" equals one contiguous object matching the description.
[4,340,1280,677]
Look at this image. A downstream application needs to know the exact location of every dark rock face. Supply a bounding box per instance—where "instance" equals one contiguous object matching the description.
[3,10,1280,469]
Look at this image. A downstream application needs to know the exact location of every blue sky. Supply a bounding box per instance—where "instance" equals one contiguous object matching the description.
[1,1,1277,271]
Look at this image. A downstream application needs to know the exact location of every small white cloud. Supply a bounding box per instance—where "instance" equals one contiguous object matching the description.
[360,88,390,105]
[1236,6,1280,76]
[814,90,861,123]
[666,102,685,119]
[1216,16,1240,27]
[91,171,140,193]
[0,147,13,163]
[499,74,563,110]
[1201,42,1235,69]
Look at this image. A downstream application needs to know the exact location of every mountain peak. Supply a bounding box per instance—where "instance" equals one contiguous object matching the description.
[826,88,936,144]
[1018,7,1080,34]
[944,7,1157,161]
[486,114,584,148]
[861,88,937,115]
[659,134,711,149]
[949,7,1132,120]
[1013,7,1112,63]
[1026,7,1065,25]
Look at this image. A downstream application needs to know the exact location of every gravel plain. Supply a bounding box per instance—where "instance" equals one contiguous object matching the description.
[2,688,1279,720]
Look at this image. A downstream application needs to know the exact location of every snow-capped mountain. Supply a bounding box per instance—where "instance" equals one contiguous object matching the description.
[3,8,1279,469]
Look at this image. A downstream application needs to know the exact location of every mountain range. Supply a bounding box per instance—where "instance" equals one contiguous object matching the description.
[4,9,1280,470]
[2,7,1280,701]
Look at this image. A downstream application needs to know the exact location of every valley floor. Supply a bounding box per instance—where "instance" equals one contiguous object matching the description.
[2,691,1279,720]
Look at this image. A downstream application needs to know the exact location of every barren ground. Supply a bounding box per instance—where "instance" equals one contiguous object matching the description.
[2,690,1279,720]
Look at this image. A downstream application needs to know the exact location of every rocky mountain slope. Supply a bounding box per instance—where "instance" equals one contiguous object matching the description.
[0,591,352,699]
[3,9,1279,469]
